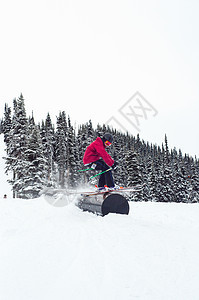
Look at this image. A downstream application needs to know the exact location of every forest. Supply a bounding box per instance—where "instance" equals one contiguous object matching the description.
[1,94,199,202]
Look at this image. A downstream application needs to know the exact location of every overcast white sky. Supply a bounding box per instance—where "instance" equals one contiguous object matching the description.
[0,0,199,157]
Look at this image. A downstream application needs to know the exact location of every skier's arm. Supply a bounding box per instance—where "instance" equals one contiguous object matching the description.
[97,145,114,166]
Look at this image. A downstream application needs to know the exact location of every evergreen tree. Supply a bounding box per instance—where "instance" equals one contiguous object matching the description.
[164,134,170,162]
[0,118,3,134]
[5,94,29,198]
[76,125,89,184]
[86,120,95,144]
[4,95,48,198]
[125,149,142,200]
[40,113,56,186]
[3,103,12,146]
[66,116,77,187]
[55,112,68,188]
[21,119,48,198]
[110,131,125,185]
[161,138,174,202]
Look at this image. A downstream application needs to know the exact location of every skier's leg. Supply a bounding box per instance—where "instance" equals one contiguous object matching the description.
[98,173,106,187]
[94,159,114,187]
[94,160,107,187]
[104,170,114,187]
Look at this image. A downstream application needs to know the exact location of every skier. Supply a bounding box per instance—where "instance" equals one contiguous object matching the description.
[83,133,117,191]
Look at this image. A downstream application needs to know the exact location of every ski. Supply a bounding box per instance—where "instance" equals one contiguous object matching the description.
[79,184,144,196]
[41,184,144,198]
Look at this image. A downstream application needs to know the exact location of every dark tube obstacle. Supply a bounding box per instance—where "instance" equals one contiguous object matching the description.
[78,192,129,216]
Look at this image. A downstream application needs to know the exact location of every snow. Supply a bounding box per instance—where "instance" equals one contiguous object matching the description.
[1,134,199,300]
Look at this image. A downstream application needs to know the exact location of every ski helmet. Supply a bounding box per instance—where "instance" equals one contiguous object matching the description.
[102,133,113,145]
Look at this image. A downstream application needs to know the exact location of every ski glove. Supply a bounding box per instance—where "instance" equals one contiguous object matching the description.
[111,162,117,170]
[91,163,97,169]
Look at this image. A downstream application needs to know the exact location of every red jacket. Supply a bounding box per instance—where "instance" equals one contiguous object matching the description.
[83,137,114,166]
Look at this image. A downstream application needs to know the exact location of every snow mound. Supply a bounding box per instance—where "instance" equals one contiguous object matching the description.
[0,197,199,300]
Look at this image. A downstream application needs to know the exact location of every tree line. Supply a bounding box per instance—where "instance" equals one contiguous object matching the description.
[1,94,199,202]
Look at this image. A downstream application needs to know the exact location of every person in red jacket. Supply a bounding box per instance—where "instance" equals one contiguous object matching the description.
[83,133,117,190]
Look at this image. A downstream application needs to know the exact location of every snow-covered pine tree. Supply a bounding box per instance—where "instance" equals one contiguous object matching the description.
[5,94,29,198]
[96,123,104,137]
[21,115,48,198]
[66,116,77,187]
[73,126,83,185]
[40,113,56,186]
[164,134,170,163]
[142,158,153,202]
[118,131,132,185]
[110,130,125,185]
[157,144,171,202]
[125,149,142,201]
[176,152,191,202]
[76,126,87,184]
[137,140,151,201]
[55,111,68,188]
[183,155,199,203]
[3,103,12,147]
[77,124,87,158]
[161,137,174,202]
[86,119,95,144]
[170,148,185,202]
[149,162,159,201]
[190,157,199,202]
[0,120,2,134]
[0,118,3,134]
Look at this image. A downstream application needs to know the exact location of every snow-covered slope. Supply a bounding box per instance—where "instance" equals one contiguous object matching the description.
[1,135,199,300]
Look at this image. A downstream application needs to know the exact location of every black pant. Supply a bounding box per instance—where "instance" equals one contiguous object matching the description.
[91,159,114,188]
